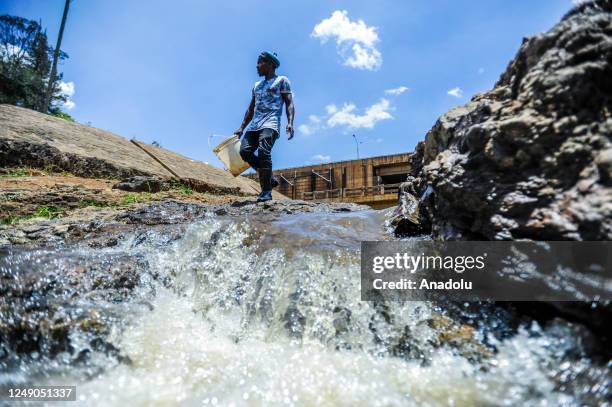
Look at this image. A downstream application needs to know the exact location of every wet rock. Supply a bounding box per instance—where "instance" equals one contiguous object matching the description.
[112,176,167,192]
[387,177,431,236]
[0,247,151,369]
[221,198,368,217]
[403,0,612,241]
[283,305,306,339]
[332,306,352,335]
[389,0,612,339]
[390,326,428,364]
[1,199,371,248]
[427,314,494,363]
[115,200,209,225]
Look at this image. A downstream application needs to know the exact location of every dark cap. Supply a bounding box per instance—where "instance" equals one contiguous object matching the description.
[260,51,280,68]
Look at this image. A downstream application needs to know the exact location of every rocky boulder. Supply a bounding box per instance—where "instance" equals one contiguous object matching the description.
[113,176,167,193]
[403,0,612,241]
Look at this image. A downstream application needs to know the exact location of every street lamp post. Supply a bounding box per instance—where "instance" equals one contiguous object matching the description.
[41,0,71,113]
[352,134,360,160]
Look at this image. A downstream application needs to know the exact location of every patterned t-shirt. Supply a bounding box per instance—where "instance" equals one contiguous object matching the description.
[246,75,292,134]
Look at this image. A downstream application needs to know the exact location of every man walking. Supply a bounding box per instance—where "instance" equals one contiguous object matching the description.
[234,51,295,202]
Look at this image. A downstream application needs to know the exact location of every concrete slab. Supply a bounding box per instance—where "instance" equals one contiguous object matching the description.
[0,105,285,198]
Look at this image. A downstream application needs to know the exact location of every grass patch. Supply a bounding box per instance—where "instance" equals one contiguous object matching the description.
[0,170,28,179]
[0,206,63,225]
[31,206,62,219]
[122,193,151,205]
[168,179,194,195]
[0,167,77,179]
[177,184,193,195]
[51,110,76,123]
[0,213,21,225]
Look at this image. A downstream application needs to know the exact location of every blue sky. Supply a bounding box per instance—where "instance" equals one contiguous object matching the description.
[2,0,574,170]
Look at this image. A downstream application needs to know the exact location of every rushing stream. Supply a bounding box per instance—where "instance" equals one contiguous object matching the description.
[1,207,610,406]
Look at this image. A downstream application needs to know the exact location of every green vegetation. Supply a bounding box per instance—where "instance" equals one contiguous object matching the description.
[122,193,151,205]
[0,170,28,179]
[177,184,193,195]
[168,179,194,195]
[1,213,20,225]
[31,206,62,219]
[0,15,72,116]
[50,108,75,122]
[0,206,62,225]
[122,194,139,205]
[1,166,79,178]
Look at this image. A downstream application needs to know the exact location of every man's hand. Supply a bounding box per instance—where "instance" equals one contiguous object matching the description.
[282,92,295,140]
[286,124,294,140]
[234,127,244,138]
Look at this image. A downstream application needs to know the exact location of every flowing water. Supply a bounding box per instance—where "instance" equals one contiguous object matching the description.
[1,208,610,406]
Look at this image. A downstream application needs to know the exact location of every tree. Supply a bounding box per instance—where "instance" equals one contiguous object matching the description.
[0,15,70,116]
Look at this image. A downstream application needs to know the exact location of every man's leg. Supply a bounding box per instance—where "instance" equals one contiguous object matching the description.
[239,131,260,169]
[256,128,279,201]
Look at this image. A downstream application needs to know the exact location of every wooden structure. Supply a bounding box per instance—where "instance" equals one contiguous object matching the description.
[246,152,412,208]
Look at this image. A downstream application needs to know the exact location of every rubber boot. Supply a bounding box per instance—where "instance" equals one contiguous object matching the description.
[257,168,273,202]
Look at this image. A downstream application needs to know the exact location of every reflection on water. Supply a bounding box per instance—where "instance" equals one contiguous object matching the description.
[1,210,610,406]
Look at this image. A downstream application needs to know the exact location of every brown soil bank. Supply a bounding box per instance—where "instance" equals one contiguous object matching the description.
[402,0,611,241]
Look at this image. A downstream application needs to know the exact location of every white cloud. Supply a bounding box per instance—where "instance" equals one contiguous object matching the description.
[447,87,463,98]
[311,154,331,163]
[298,124,314,135]
[311,10,382,71]
[298,115,324,135]
[59,81,75,97]
[301,91,395,136]
[325,104,338,114]
[308,114,321,123]
[384,86,410,96]
[345,43,382,70]
[327,98,393,129]
[58,81,76,110]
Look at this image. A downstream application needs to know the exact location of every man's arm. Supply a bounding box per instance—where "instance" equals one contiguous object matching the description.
[282,92,295,140]
[234,92,255,138]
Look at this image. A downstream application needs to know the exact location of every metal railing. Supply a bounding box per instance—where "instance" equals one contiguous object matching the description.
[299,183,401,201]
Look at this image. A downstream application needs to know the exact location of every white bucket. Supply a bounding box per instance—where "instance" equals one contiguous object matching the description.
[213,135,251,176]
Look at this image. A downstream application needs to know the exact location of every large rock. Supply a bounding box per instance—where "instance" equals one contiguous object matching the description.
[390,0,612,341]
[409,0,612,241]
[385,176,430,236]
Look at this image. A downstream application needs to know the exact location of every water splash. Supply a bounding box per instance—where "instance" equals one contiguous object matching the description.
[1,210,609,406]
